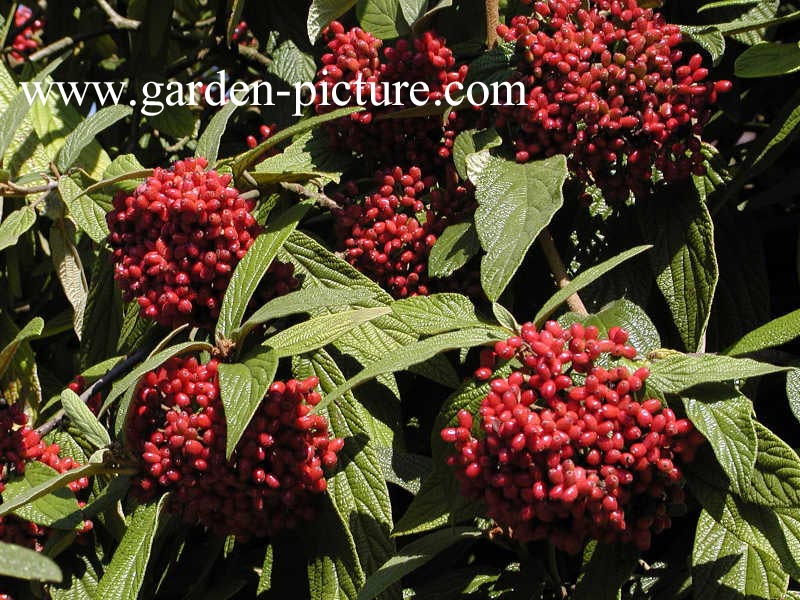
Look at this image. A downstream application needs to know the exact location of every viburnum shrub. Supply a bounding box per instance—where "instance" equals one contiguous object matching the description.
[314,22,468,168]
[493,0,732,200]
[442,323,703,553]
[2,2,800,599]
[106,157,260,328]
[127,356,342,539]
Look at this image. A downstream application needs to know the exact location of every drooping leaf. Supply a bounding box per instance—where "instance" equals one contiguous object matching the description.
[639,185,717,352]
[683,391,756,496]
[0,541,62,582]
[735,42,800,78]
[61,388,111,449]
[469,153,568,301]
[58,174,108,244]
[357,0,409,39]
[573,541,639,600]
[216,201,311,340]
[94,495,170,600]
[218,348,279,459]
[80,248,123,369]
[357,527,483,600]
[50,220,88,340]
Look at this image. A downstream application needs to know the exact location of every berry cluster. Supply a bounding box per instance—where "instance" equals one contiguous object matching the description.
[127,356,342,540]
[106,158,261,328]
[334,167,442,298]
[9,5,43,63]
[1,404,90,553]
[314,22,468,169]
[231,20,257,47]
[442,322,704,553]
[494,0,731,200]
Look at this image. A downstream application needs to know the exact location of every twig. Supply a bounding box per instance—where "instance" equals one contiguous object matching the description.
[537,227,588,316]
[35,347,150,437]
[0,178,58,196]
[28,26,119,62]
[485,0,500,48]
[280,181,341,210]
[235,44,273,69]
[95,0,141,30]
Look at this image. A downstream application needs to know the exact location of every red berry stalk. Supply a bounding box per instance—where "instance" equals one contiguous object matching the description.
[494,0,732,200]
[442,322,704,553]
[127,356,343,540]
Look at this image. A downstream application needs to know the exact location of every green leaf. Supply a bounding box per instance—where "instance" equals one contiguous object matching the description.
[195,101,240,166]
[390,293,483,336]
[216,201,311,340]
[639,186,717,352]
[725,308,800,356]
[237,288,375,342]
[95,495,170,600]
[233,106,363,175]
[0,450,112,518]
[735,42,800,78]
[0,312,42,411]
[107,341,214,436]
[251,130,349,187]
[99,153,148,193]
[55,105,132,172]
[308,0,358,42]
[357,0,409,38]
[225,0,247,45]
[692,510,789,600]
[58,174,108,244]
[683,391,756,496]
[296,350,395,580]
[428,222,480,279]
[149,104,197,138]
[320,327,506,410]
[304,495,365,600]
[452,129,502,181]
[357,527,483,600]
[647,353,789,394]
[469,153,568,301]
[48,549,101,600]
[61,388,111,449]
[788,369,800,424]
[744,422,800,508]
[680,25,726,65]
[0,541,62,582]
[0,461,83,529]
[269,40,316,86]
[50,220,88,340]
[264,307,392,358]
[399,0,426,25]
[80,249,123,369]
[257,544,274,595]
[573,541,639,600]
[463,42,517,88]
[218,348,279,459]
[374,446,431,495]
[583,298,661,355]
[492,302,519,332]
[0,316,43,380]
[0,56,64,158]
[534,246,653,327]
[0,206,36,252]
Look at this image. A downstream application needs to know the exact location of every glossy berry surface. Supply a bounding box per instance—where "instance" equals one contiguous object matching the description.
[442,322,704,553]
[106,157,261,328]
[127,356,343,539]
[9,5,44,62]
[494,0,731,200]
